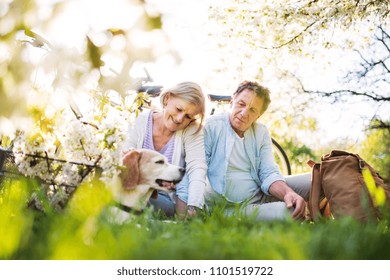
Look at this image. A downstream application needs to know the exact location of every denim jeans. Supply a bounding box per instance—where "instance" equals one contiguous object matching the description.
[149,191,176,217]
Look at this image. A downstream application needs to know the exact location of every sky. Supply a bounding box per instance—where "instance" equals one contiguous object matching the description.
[23,0,386,148]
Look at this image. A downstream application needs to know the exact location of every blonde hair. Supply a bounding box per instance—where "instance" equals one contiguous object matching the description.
[160,81,206,133]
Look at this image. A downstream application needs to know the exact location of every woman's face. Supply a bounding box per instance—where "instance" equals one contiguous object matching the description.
[162,94,200,132]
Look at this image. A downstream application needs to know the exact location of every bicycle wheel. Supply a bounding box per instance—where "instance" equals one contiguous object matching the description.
[0,136,17,188]
[271,138,291,176]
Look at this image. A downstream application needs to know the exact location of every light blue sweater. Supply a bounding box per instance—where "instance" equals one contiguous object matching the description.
[204,112,285,202]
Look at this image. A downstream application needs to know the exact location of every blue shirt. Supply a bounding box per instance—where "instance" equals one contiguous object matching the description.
[204,112,285,202]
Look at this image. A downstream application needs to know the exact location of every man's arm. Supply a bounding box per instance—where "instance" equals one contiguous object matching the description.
[269,180,306,220]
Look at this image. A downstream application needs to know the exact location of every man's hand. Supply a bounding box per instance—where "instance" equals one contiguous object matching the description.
[269,180,307,221]
[283,192,306,220]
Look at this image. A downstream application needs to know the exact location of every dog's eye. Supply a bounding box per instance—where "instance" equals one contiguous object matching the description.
[155,160,165,164]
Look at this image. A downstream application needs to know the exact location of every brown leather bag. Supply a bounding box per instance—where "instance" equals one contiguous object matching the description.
[307,150,390,222]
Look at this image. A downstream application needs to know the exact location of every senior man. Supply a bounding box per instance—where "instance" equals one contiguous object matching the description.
[204,80,311,221]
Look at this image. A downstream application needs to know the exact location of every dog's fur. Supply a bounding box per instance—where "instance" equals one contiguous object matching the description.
[109,149,184,222]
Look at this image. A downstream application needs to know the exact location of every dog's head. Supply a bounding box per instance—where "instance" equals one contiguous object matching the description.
[120,148,185,192]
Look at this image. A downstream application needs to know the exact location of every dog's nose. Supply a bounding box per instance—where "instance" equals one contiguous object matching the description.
[179,167,185,176]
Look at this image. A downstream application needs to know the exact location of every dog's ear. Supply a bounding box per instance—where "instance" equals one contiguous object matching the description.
[122,147,135,156]
[121,149,141,190]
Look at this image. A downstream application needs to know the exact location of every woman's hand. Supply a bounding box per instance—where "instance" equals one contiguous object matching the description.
[186,205,197,218]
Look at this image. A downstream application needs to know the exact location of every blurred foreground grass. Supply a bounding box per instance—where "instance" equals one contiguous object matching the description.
[1,177,390,260]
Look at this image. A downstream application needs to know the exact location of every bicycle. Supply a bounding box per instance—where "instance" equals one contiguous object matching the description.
[0,137,15,185]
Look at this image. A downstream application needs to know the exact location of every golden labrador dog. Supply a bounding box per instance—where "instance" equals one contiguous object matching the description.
[109,149,184,222]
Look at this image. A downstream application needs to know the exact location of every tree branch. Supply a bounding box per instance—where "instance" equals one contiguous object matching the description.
[304,89,390,102]
[262,20,320,49]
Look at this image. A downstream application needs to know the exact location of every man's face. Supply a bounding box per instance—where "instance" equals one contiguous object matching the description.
[229,88,264,137]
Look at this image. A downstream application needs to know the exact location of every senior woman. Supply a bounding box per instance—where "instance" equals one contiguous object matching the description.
[124,81,207,218]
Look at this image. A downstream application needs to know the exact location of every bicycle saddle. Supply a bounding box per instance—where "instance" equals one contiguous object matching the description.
[208,94,231,102]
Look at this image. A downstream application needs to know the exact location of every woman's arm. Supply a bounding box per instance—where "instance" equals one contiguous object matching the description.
[182,123,208,209]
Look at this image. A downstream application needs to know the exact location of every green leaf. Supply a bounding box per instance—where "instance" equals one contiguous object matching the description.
[362,167,386,207]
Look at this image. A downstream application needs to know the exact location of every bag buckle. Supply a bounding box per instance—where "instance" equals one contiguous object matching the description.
[359,159,365,170]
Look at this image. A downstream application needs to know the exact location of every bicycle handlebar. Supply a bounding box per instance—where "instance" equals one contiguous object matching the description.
[208,94,231,102]
[135,84,233,103]
[137,85,163,97]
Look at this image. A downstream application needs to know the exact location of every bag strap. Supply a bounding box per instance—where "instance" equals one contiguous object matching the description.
[307,159,322,221]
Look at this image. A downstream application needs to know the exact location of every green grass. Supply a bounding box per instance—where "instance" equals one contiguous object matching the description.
[1,178,390,260]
